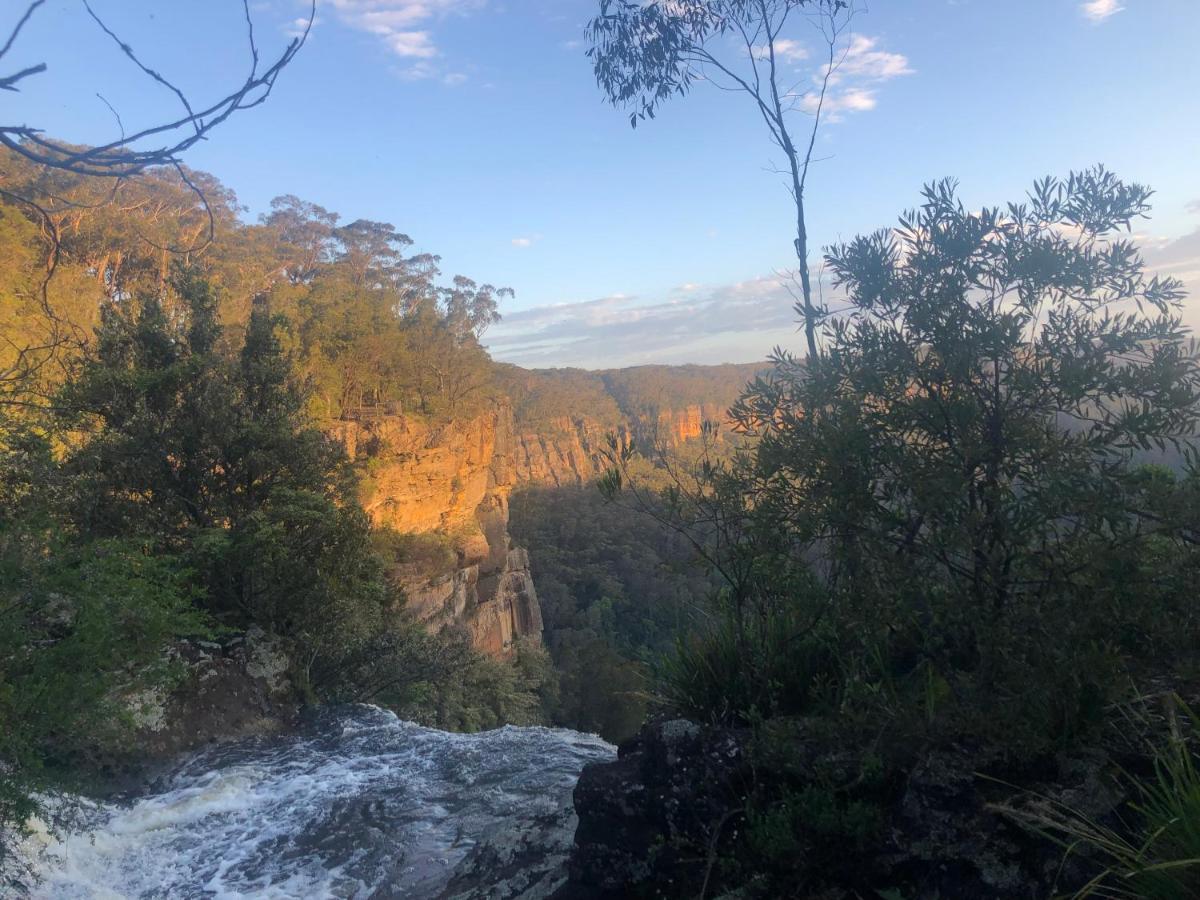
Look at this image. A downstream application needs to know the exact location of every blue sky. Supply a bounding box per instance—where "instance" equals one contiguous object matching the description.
[7,0,1200,367]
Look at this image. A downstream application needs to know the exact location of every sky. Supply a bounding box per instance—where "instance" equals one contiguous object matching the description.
[7,0,1200,369]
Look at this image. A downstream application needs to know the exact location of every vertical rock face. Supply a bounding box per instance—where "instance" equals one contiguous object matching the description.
[511,417,625,486]
[326,364,766,653]
[510,403,731,486]
[331,403,543,658]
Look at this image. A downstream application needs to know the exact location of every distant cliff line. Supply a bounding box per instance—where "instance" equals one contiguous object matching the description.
[325,362,766,658]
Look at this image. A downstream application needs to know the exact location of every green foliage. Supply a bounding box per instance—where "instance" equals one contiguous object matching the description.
[373,529,459,583]
[599,363,765,424]
[0,149,512,423]
[1012,700,1200,899]
[664,168,1200,752]
[57,269,375,649]
[600,170,1200,898]
[510,483,720,741]
[495,362,765,436]
[659,606,839,725]
[587,0,832,127]
[0,425,205,843]
[494,365,625,431]
[746,784,883,859]
[422,636,557,733]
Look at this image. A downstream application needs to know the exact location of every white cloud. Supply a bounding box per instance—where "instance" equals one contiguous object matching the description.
[753,38,808,63]
[486,224,1200,369]
[792,35,912,122]
[1080,0,1124,22]
[485,274,815,367]
[801,86,877,117]
[397,60,438,80]
[788,34,912,122]
[511,236,537,248]
[385,29,437,58]
[284,15,316,39]
[826,35,913,85]
[328,0,484,70]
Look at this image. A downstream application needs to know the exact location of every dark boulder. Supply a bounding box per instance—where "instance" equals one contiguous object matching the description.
[562,719,1121,899]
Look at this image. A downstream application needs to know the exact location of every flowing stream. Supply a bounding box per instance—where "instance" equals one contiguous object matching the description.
[14,706,614,899]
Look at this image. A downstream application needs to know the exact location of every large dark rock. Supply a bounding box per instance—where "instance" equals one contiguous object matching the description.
[565,719,753,898]
[563,719,1122,899]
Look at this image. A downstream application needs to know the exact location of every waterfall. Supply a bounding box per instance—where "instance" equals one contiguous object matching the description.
[14,706,614,899]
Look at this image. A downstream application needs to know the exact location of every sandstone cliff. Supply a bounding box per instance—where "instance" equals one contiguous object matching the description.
[327,363,766,653]
[331,405,543,657]
[498,362,766,486]
[511,402,733,486]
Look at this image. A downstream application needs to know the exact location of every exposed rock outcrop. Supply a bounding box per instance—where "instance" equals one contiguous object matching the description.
[512,418,622,486]
[129,633,300,763]
[330,403,543,657]
[512,404,731,487]
[326,365,767,649]
[563,719,1118,899]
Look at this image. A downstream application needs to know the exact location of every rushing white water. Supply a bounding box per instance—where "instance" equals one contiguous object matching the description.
[16,706,615,899]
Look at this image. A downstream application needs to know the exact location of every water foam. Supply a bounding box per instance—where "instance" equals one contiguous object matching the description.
[18,707,614,899]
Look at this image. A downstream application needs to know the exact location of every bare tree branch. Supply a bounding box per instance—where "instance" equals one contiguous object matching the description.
[0,0,312,407]
[0,0,314,177]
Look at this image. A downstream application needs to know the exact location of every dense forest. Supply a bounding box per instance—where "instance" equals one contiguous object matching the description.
[0,148,563,845]
[0,140,759,855]
[511,477,724,742]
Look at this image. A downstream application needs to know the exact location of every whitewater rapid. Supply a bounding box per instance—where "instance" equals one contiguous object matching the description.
[15,706,615,899]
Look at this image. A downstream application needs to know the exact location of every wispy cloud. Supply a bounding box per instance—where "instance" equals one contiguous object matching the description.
[511,236,538,248]
[801,86,877,116]
[328,0,484,77]
[1080,0,1123,22]
[788,34,913,122]
[754,37,808,62]
[487,225,1200,370]
[827,34,913,83]
[485,275,811,368]
[284,15,317,39]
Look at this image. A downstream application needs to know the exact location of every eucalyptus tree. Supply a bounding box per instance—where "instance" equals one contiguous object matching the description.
[0,0,312,403]
[587,0,852,362]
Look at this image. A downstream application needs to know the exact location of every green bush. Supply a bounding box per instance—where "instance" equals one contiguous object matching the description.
[644,170,1200,755]
[658,606,840,725]
[1013,700,1200,899]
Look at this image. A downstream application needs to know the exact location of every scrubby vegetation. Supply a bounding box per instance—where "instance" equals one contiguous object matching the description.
[600,169,1200,896]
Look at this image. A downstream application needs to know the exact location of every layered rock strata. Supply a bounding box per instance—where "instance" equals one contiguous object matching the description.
[330,404,542,657]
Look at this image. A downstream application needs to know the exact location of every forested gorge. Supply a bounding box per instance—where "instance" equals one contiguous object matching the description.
[0,148,568,845]
[7,136,1200,898]
[0,141,755,859]
[5,1,1200,893]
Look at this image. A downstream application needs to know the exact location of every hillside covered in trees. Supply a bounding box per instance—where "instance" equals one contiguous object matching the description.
[0,145,761,857]
[7,0,1200,896]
